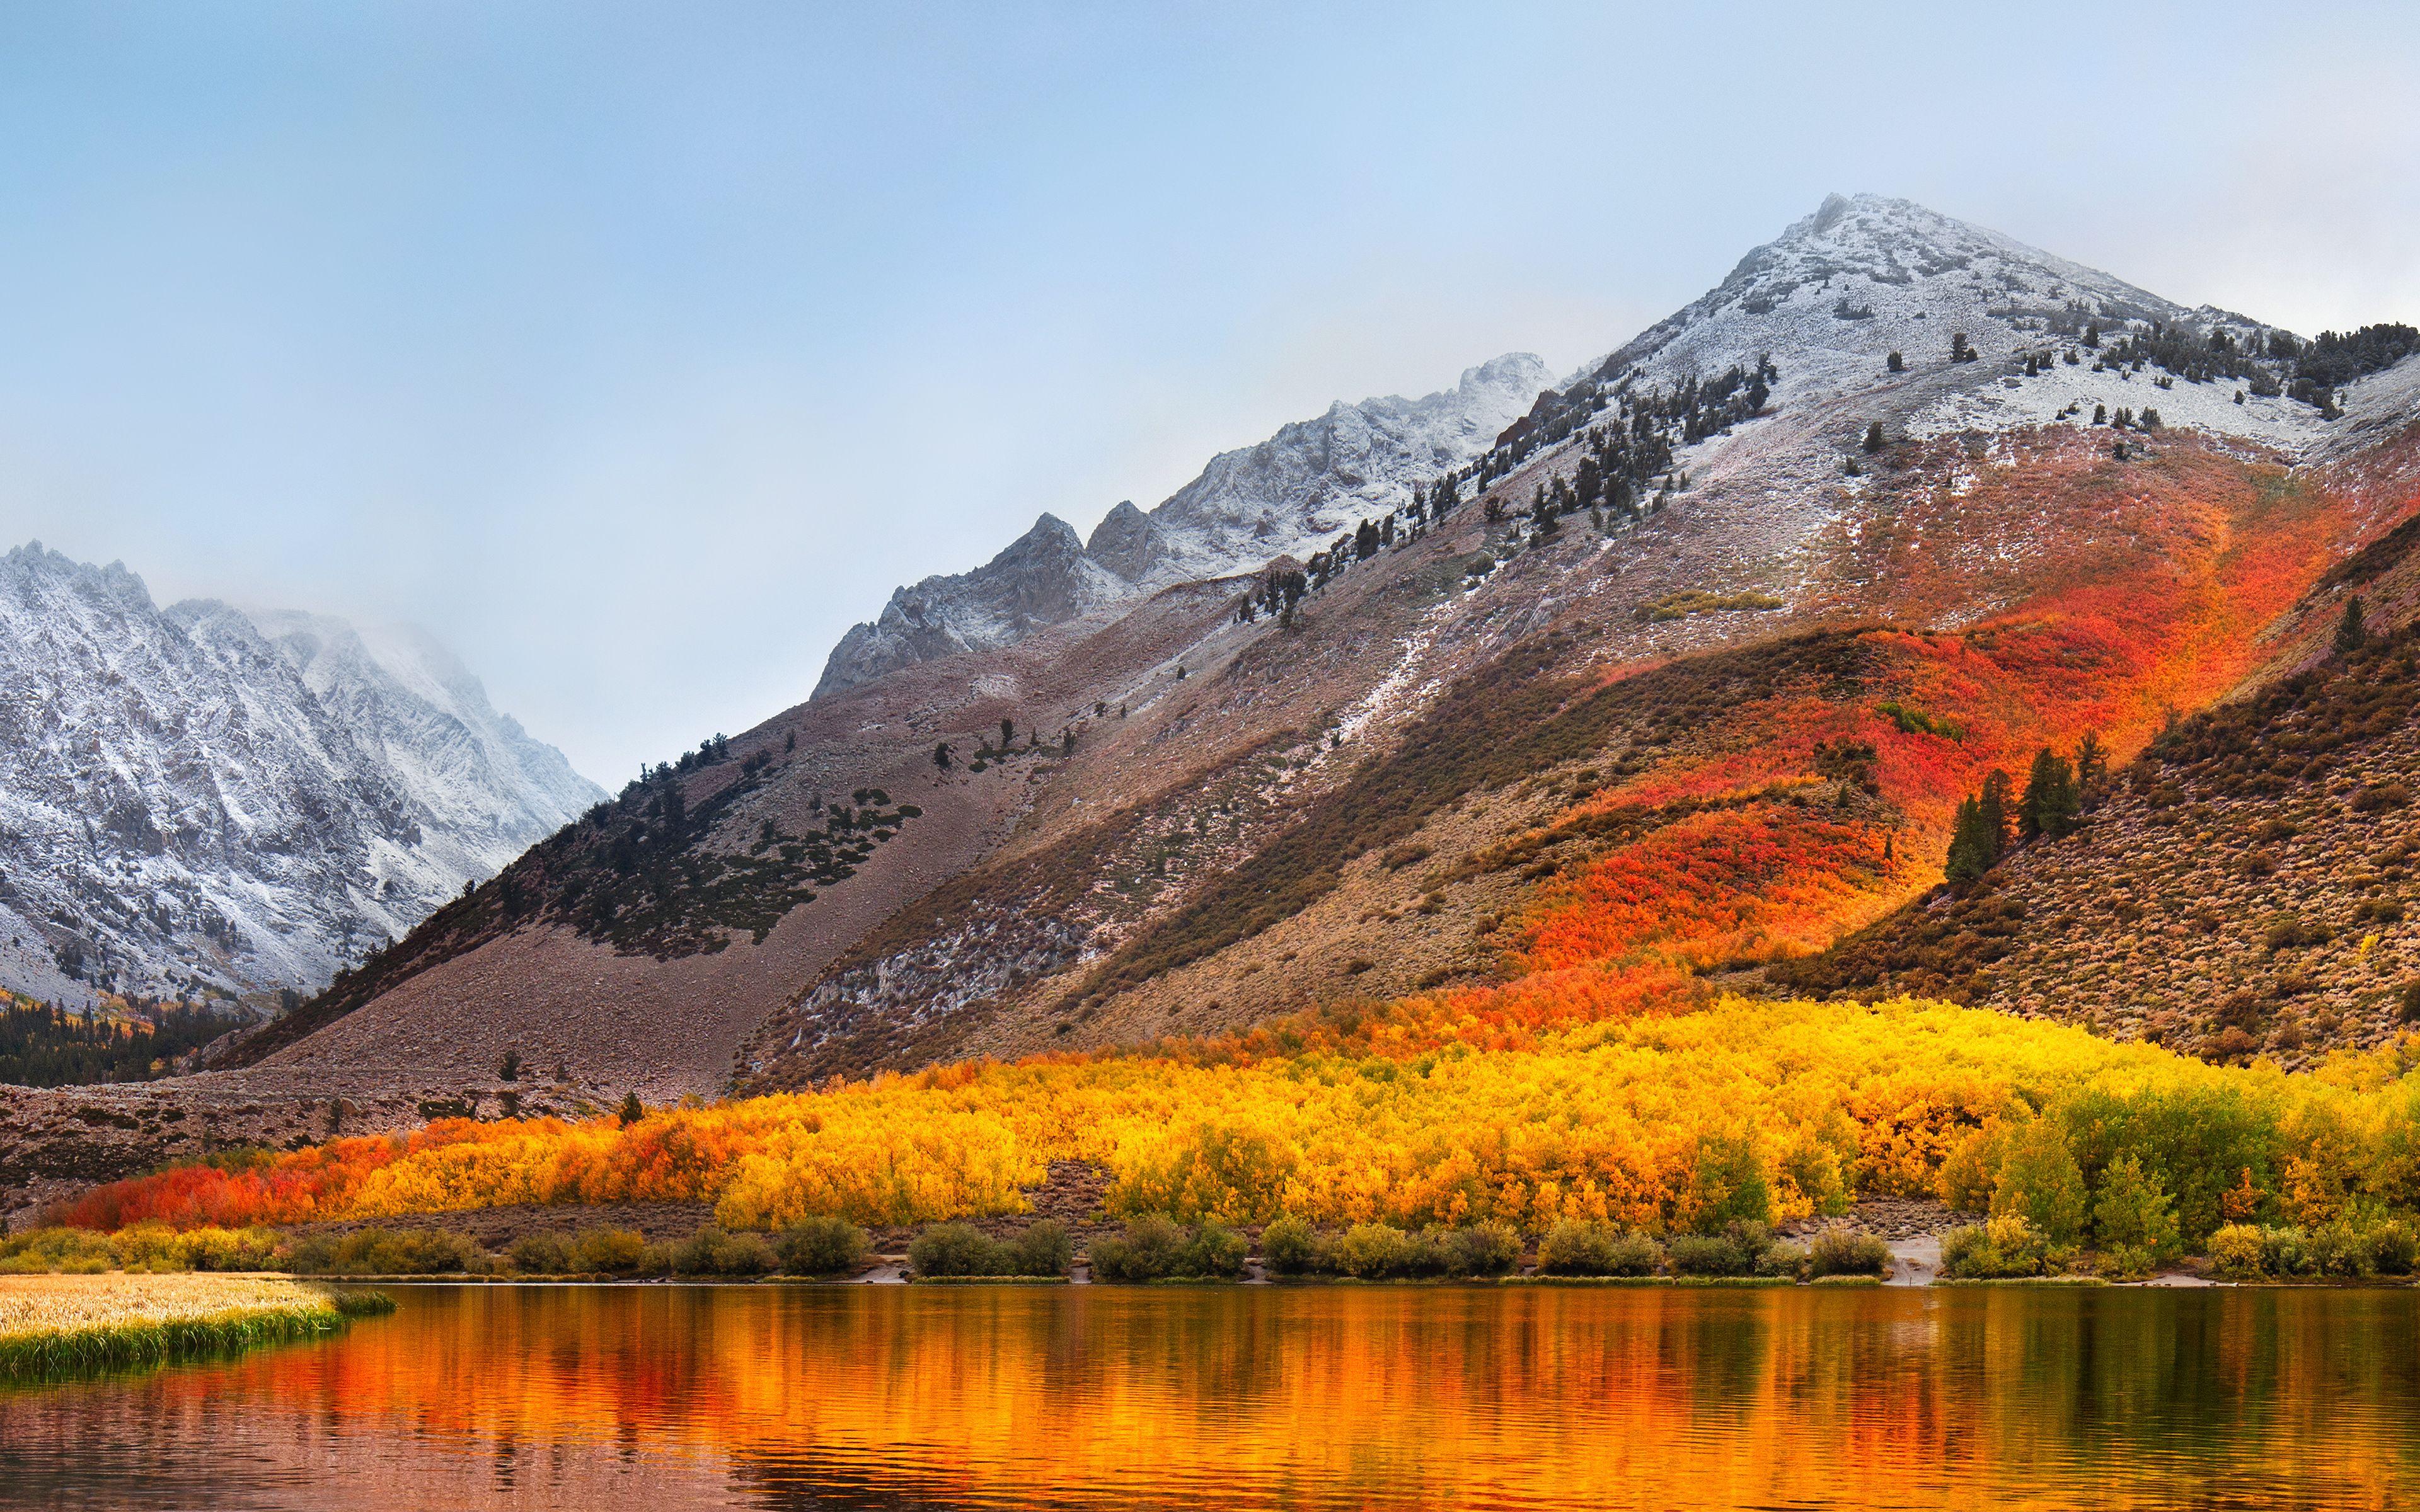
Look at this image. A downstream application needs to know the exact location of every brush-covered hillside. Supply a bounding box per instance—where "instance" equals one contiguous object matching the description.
[7,193,2419,1223]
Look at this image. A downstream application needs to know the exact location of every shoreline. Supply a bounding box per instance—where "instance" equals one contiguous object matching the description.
[226,1269,2420,1290]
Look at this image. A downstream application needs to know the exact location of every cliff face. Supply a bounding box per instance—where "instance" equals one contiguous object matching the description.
[0,544,602,1005]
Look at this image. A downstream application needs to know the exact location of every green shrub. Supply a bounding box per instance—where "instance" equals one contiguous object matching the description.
[1756,1240,1810,1279]
[1093,1214,1239,1277]
[908,1222,1001,1278]
[1538,1220,1661,1276]
[286,1227,489,1276]
[1537,1220,1622,1276]
[2208,1223,2266,1279]
[1941,1215,2048,1280]
[108,1223,193,1273]
[906,1221,1066,1278]
[1671,1221,1786,1278]
[573,1228,650,1274]
[2101,1244,2157,1280]
[1601,1233,1664,1276]
[0,1227,118,1274]
[1806,1229,1891,1278]
[1177,1223,1247,1279]
[1324,1222,1434,1280]
[2310,1219,2378,1278]
[1091,1217,1188,1281]
[1006,1220,1073,1277]
[2371,1218,2417,1275]
[1260,1216,1318,1275]
[508,1232,575,1274]
[1441,1221,1522,1278]
[672,1228,776,1276]
[1667,1234,1754,1276]
[2258,1224,2313,1277]
[180,1227,280,1272]
[775,1217,871,1276]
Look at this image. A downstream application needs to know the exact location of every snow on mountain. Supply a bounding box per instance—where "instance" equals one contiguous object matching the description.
[1571,193,2326,455]
[0,543,604,1007]
[814,353,1552,697]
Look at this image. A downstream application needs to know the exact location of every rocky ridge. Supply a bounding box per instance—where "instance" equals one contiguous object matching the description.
[812,353,1553,696]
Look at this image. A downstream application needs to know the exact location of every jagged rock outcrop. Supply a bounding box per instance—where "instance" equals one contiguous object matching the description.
[0,543,602,1005]
[812,353,1553,696]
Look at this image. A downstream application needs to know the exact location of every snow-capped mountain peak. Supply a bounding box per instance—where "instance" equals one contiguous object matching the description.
[0,542,604,1006]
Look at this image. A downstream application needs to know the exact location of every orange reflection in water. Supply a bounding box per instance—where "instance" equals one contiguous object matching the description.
[7,1285,2417,1510]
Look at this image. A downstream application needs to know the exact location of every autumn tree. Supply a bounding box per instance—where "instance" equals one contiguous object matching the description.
[1991,1125,2087,1245]
[2094,1152,2180,1262]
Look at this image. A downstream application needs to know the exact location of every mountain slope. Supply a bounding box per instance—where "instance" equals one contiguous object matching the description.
[0,544,603,1008]
[812,353,1552,696]
[1770,396,2420,1061]
[17,194,2419,1227]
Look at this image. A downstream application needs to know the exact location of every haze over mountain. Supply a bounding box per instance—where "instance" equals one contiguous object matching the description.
[0,543,603,1009]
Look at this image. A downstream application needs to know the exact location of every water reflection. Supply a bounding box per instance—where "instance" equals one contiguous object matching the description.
[2,1283,2413,1509]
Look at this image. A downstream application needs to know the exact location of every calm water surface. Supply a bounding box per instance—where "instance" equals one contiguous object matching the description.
[4,1283,2416,1509]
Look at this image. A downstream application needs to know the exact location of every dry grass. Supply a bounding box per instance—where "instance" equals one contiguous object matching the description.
[0,1273,328,1337]
[0,1273,388,1380]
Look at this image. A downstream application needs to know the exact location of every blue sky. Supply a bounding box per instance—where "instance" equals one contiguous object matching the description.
[1,1,2414,782]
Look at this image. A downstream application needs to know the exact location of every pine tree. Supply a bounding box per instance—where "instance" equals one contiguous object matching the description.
[2071,731,2109,804]
[1864,421,1886,454]
[1978,769,2014,856]
[1944,796,1994,884]
[933,742,954,771]
[2334,595,2368,656]
[1887,350,1904,373]
[1000,717,1015,750]
[2019,748,2081,840]
[619,1092,645,1126]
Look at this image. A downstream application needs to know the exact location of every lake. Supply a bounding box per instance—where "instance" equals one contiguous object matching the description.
[3,1282,2414,1509]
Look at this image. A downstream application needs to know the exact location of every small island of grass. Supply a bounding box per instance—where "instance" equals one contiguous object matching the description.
[0,1273,391,1381]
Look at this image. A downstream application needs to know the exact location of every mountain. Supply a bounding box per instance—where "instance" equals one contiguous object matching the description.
[0,543,604,1008]
[9,193,2418,1221]
[812,353,1553,697]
